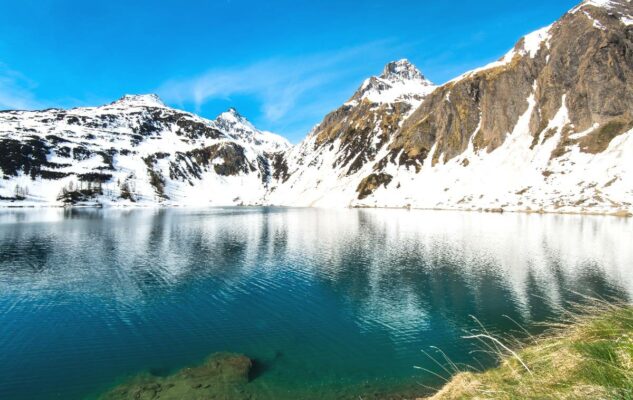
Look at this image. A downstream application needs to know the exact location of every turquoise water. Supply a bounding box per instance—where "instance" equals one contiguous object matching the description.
[0,207,631,399]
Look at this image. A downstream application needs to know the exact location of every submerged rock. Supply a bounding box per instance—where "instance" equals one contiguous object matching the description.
[100,352,253,400]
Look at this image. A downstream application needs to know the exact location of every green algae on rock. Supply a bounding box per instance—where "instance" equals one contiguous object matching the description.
[99,352,253,400]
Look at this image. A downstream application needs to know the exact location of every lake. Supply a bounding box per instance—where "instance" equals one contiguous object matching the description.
[0,207,631,399]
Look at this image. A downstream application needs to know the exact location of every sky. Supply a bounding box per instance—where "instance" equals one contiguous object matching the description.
[0,0,579,142]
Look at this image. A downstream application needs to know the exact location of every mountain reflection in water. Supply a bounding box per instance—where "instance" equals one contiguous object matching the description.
[0,208,630,399]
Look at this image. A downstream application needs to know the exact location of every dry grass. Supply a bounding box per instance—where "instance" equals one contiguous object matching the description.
[423,301,633,400]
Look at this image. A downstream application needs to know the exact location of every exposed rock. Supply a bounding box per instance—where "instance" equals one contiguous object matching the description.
[265,59,436,206]
[395,0,633,167]
[357,173,393,200]
[268,151,290,183]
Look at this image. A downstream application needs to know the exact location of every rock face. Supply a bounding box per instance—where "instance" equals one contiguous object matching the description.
[1,0,632,213]
[99,352,253,400]
[397,0,633,166]
[269,0,633,213]
[0,95,289,206]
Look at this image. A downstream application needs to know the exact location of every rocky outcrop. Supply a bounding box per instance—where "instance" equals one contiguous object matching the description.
[394,0,633,167]
[356,173,393,200]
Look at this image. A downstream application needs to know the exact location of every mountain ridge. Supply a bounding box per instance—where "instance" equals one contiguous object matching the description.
[0,96,289,206]
[267,0,633,213]
[1,0,631,214]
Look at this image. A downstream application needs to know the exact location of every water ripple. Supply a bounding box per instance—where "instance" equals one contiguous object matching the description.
[0,208,631,399]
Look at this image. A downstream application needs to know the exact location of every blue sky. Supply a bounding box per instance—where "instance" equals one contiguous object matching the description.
[0,0,578,142]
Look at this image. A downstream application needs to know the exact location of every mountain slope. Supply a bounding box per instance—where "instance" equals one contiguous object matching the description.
[0,95,289,206]
[1,0,632,214]
[266,59,437,206]
[269,0,633,214]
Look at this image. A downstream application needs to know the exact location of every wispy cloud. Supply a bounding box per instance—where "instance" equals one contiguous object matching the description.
[0,63,41,110]
[157,41,398,129]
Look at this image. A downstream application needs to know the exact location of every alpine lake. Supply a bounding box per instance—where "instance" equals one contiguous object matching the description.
[0,207,631,399]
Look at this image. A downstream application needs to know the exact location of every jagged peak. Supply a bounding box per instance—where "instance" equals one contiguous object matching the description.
[380,59,430,83]
[213,108,291,151]
[348,59,435,105]
[215,107,251,126]
[215,107,260,134]
[109,94,166,108]
[225,107,244,119]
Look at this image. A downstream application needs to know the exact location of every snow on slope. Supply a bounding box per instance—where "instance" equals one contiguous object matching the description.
[448,25,553,84]
[214,108,290,153]
[366,94,633,214]
[0,94,289,207]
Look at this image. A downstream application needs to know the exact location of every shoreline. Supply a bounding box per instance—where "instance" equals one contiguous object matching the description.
[0,201,630,218]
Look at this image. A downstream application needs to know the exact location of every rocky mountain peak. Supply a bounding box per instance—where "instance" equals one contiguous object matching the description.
[349,59,435,105]
[110,94,166,108]
[573,0,625,10]
[215,107,251,127]
[380,59,426,82]
[224,107,244,119]
[215,107,261,134]
[213,108,290,152]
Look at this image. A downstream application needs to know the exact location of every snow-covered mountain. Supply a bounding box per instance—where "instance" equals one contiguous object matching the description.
[269,0,633,215]
[265,59,437,206]
[1,0,632,214]
[0,94,289,206]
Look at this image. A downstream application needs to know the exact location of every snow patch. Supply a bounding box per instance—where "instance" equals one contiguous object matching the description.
[583,10,607,29]
[108,94,167,108]
[522,25,552,58]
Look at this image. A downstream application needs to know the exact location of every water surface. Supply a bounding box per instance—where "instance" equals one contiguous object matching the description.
[0,208,631,399]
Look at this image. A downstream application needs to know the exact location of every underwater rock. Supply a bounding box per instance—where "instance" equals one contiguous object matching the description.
[100,352,253,400]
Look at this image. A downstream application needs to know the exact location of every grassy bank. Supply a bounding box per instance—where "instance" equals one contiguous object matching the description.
[426,304,633,399]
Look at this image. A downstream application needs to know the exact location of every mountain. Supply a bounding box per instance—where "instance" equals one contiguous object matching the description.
[266,59,436,206]
[270,0,633,214]
[0,94,289,206]
[1,0,632,214]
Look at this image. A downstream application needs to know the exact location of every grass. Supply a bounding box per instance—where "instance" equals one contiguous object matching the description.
[425,302,633,399]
